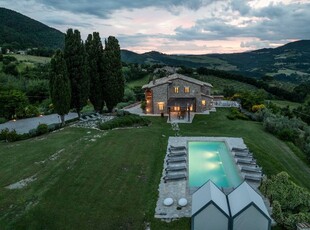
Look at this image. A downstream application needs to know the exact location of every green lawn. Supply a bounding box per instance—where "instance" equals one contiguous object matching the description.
[197,74,257,94]
[127,75,150,88]
[6,54,51,64]
[0,109,309,229]
[268,99,302,109]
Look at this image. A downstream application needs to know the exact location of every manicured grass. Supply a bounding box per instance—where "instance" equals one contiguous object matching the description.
[197,74,257,94]
[0,109,309,229]
[268,99,302,109]
[127,75,150,88]
[7,54,51,64]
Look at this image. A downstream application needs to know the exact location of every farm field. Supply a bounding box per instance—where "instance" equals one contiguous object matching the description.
[0,108,309,229]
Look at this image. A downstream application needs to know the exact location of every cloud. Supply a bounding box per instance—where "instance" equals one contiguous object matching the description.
[240,40,271,49]
[33,0,215,18]
[173,2,310,43]
[230,0,251,15]
[1,0,309,54]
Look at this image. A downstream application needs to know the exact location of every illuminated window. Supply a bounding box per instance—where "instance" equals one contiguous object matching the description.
[158,102,164,111]
[184,87,190,93]
[202,100,206,106]
[174,106,180,111]
[174,87,179,93]
[190,105,193,111]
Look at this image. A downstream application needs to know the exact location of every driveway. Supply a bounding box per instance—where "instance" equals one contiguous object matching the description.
[0,113,78,134]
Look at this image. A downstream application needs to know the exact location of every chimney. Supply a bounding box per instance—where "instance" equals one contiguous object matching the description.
[152,76,156,85]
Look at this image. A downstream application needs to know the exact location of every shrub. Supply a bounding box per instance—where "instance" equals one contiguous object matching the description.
[261,172,310,230]
[140,101,146,111]
[36,123,49,135]
[28,128,37,137]
[48,123,61,132]
[99,114,150,130]
[0,128,19,142]
[0,117,7,124]
[116,110,131,117]
[226,108,249,120]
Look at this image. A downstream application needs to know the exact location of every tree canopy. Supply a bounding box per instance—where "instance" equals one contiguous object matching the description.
[64,29,89,117]
[85,32,105,112]
[104,36,124,112]
[50,49,71,126]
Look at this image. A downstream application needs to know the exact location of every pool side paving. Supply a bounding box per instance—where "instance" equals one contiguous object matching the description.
[155,136,263,220]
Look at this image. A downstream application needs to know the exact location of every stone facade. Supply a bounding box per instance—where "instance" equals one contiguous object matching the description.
[142,73,213,114]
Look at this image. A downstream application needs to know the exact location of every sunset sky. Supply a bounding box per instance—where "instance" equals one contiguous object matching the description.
[1,0,309,54]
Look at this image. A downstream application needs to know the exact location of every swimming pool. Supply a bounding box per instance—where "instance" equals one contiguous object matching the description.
[188,141,242,188]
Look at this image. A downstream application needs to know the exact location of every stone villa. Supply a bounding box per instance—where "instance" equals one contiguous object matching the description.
[142,74,213,118]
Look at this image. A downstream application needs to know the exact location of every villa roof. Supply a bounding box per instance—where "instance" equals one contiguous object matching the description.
[142,73,213,89]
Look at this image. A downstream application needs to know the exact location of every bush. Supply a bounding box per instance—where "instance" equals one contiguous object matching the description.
[36,123,49,135]
[116,101,134,110]
[116,110,131,117]
[48,123,61,132]
[0,117,7,124]
[28,128,37,137]
[140,101,146,111]
[0,128,19,142]
[226,108,249,120]
[261,172,310,230]
[99,114,150,130]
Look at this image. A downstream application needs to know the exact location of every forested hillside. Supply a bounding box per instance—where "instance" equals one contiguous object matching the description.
[121,40,310,83]
[0,7,64,50]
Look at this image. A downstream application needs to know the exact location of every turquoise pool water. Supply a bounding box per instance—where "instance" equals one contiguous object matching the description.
[188,141,242,188]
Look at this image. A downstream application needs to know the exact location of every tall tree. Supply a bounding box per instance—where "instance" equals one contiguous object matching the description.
[103,36,124,112]
[85,32,105,112]
[64,29,89,118]
[49,50,71,126]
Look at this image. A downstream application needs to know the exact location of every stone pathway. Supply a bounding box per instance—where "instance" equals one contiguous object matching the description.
[71,115,114,130]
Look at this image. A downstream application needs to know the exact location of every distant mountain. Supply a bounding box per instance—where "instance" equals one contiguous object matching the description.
[0,7,64,49]
[121,40,310,83]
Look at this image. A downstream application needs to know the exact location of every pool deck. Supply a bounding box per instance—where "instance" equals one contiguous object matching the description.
[155,136,263,220]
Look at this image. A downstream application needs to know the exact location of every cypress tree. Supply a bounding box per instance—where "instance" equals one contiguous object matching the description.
[104,36,124,112]
[50,50,71,126]
[85,32,105,112]
[64,28,89,118]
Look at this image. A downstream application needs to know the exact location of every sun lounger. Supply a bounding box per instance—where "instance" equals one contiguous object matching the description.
[234,152,253,158]
[165,165,187,172]
[166,157,186,164]
[169,145,186,151]
[232,147,248,151]
[244,175,262,182]
[167,151,186,157]
[241,166,262,173]
[168,148,186,153]
[236,158,256,164]
[164,173,187,183]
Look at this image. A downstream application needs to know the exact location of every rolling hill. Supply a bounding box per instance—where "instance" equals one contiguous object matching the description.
[0,7,64,49]
[121,40,310,83]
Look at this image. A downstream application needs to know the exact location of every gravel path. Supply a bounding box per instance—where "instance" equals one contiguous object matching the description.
[0,113,78,134]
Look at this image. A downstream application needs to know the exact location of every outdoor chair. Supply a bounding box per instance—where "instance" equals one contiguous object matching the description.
[163,173,187,183]
[244,174,262,182]
[165,165,187,172]
[241,166,262,174]
[167,151,186,157]
[166,157,186,164]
